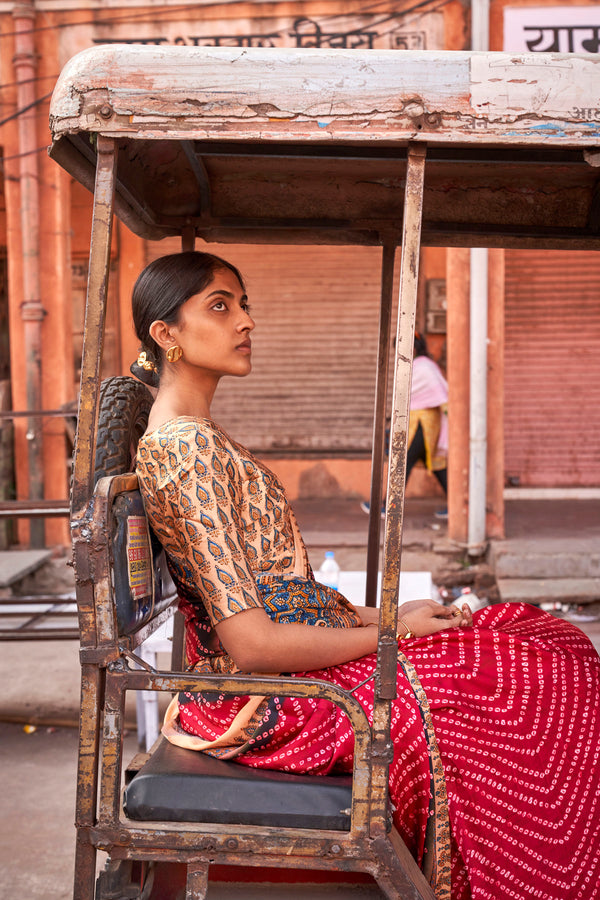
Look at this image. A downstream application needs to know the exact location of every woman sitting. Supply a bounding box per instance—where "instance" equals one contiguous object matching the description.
[132,250,600,900]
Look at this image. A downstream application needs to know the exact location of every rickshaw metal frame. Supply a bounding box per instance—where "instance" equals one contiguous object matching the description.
[48,44,600,900]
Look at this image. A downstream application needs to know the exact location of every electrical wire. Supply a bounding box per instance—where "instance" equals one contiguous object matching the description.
[0,0,451,93]
[0,145,47,164]
[0,74,58,91]
[0,90,52,129]
[1,3,249,39]
[0,0,451,137]
[0,0,448,41]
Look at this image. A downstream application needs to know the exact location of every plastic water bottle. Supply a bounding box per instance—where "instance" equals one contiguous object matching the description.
[457,586,486,613]
[318,551,340,590]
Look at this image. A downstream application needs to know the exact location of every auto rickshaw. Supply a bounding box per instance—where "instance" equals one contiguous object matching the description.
[48,44,600,900]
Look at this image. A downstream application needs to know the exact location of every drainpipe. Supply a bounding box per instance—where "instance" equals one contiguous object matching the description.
[468,249,488,555]
[13,1,45,548]
[467,0,489,556]
[471,0,489,55]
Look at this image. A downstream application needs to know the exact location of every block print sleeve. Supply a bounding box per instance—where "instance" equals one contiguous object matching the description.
[162,425,264,626]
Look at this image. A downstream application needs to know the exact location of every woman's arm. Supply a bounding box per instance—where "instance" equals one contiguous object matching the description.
[216,599,472,673]
[216,607,379,672]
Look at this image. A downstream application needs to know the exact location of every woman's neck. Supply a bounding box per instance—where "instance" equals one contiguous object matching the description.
[147,374,217,429]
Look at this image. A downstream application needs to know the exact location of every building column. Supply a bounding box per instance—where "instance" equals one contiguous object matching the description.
[39,160,73,547]
[2,11,28,544]
[38,0,76,548]
[12,0,44,546]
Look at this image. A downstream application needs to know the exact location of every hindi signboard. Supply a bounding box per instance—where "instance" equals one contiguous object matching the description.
[504,5,600,54]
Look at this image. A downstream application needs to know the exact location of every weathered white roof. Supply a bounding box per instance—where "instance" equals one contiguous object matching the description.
[50,45,600,145]
[49,45,600,248]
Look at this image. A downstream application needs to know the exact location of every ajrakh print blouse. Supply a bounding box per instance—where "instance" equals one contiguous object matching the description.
[135,417,312,666]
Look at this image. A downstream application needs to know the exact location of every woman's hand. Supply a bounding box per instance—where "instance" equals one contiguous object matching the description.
[397,598,473,639]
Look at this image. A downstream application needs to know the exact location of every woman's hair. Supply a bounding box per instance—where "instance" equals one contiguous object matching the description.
[414,331,429,358]
[130,251,245,385]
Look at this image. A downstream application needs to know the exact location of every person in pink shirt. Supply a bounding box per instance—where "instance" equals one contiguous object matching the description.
[406,332,448,515]
[362,332,448,518]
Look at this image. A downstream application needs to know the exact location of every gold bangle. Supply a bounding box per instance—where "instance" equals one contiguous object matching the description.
[364,621,414,639]
[397,618,413,640]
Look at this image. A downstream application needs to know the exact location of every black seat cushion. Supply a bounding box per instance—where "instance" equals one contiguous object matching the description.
[124,739,352,831]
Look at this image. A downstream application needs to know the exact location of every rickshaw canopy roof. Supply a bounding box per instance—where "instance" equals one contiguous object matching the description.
[49,45,600,249]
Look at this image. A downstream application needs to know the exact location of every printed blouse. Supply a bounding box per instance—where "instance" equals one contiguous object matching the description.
[135,416,312,634]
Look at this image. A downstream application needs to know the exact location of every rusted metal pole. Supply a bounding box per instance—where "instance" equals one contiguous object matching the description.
[73,664,104,900]
[369,145,426,838]
[365,241,396,607]
[13,0,45,547]
[377,144,426,698]
[0,498,69,517]
[186,865,209,900]
[70,136,117,518]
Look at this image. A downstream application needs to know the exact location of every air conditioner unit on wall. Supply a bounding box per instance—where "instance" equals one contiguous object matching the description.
[425,278,447,334]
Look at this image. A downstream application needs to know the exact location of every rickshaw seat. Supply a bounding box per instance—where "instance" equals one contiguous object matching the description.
[98,476,358,831]
[111,485,348,833]
[80,407,434,899]
[124,738,353,830]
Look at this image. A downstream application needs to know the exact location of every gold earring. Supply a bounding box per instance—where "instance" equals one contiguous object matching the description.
[136,351,157,374]
[166,345,183,363]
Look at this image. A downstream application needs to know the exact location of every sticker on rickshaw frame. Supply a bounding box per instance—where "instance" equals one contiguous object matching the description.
[126,515,153,601]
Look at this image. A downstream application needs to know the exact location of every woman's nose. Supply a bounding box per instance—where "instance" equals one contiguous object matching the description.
[238,310,255,331]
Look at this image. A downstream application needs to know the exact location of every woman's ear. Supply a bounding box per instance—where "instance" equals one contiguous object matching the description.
[149,319,177,354]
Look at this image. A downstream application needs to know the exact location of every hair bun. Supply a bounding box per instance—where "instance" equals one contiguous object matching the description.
[130,351,160,388]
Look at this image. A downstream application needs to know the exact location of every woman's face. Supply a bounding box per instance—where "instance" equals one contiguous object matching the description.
[167,267,255,379]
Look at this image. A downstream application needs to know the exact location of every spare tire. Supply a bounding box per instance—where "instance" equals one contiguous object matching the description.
[94,376,153,483]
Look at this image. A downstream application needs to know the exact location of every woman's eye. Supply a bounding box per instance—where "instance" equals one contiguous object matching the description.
[212,300,227,311]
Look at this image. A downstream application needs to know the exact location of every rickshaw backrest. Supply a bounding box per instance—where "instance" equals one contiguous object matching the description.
[105,480,175,636]
[99,475,356,835]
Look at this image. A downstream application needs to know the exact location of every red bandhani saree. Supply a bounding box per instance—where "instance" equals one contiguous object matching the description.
[168,600,600,900]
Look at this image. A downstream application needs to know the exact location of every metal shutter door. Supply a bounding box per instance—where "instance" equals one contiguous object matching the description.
[504,249,600,486]
[146,241,393,455]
